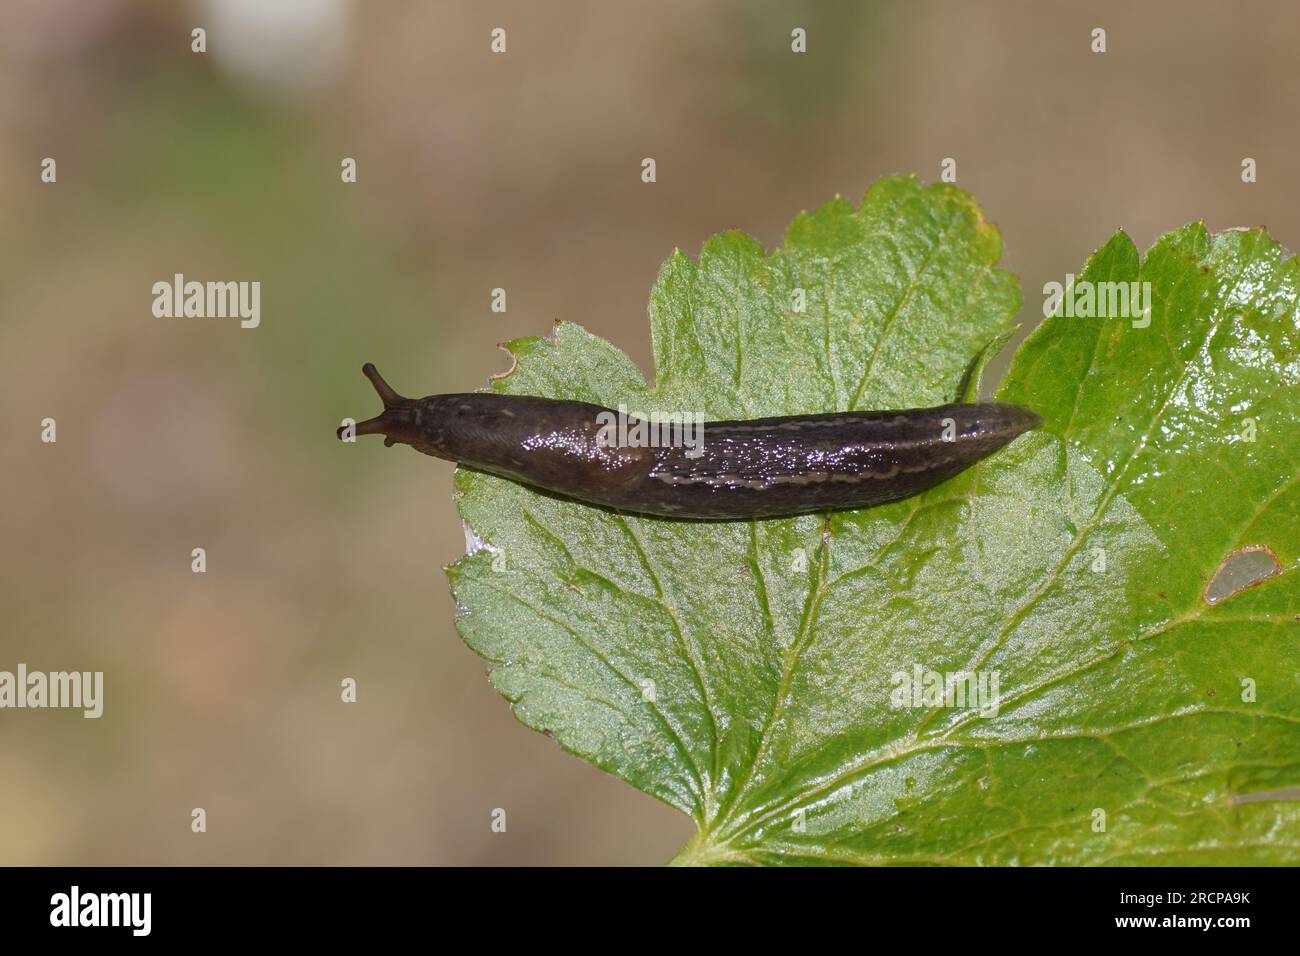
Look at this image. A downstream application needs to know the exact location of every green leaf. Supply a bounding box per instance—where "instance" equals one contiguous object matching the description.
[447,176,1300,865]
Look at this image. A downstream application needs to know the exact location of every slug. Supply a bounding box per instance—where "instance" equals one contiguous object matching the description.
[339,363,1040,520]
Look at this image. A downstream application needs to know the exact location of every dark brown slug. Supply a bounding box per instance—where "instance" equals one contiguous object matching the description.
[339,363,1041,519]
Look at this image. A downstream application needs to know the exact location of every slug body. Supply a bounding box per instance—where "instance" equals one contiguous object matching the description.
[341,364,1040,520]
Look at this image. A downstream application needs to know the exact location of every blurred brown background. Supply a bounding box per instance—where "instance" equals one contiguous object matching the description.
[1,0,1296,865]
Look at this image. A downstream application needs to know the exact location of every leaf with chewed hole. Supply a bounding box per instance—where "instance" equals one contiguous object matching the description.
[447,176,1300,864]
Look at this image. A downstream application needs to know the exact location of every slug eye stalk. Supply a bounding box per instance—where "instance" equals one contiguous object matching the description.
[338,363,418,448]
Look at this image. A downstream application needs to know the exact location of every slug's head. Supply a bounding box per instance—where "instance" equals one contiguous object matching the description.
[339,363,431,453]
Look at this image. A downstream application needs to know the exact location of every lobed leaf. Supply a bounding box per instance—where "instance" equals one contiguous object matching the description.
[448,177,1299,865]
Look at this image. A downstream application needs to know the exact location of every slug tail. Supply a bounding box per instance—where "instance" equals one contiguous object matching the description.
[998,402,1042,439]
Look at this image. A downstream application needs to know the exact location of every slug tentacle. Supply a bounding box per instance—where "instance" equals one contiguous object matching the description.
[361,362,406,409]
[339,364,1042,520]
[340,363,420,447]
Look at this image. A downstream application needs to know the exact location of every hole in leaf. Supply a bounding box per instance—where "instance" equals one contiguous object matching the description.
[489,344,518,381]
[1203,545,1282,605]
